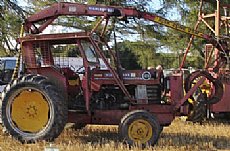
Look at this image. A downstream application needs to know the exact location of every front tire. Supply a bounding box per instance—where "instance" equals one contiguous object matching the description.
[119,110,161,147]
[1,74,68,142]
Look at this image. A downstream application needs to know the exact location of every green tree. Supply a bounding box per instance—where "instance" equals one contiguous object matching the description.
[156,0,230,68]
[0,0,26,55]
[117,41,141,70]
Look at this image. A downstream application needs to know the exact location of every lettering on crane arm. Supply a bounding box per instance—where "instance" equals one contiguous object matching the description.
[153,16,204,38]
[88,6,114,13]
[69,6,77,12]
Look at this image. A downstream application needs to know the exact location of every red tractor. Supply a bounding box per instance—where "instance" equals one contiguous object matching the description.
[0,2,226,146]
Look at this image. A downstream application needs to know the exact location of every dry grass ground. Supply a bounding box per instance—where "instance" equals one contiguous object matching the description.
[1,118,230,151]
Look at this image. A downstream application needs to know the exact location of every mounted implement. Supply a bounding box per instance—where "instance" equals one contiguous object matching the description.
[181,0,230,122]
[1,2,227,146]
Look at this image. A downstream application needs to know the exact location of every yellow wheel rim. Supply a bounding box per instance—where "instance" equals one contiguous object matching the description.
[192,78,211,95]
[11,90,49,133]
[128,119,153,144]
[188,78,211,104]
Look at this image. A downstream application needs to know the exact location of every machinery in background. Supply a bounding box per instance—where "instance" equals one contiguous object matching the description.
[181,0,230,122]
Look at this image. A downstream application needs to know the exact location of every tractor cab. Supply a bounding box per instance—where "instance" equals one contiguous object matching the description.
[17,32,107,101]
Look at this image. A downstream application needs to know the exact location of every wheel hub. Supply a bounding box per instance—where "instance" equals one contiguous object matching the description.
[26,105,38,118]
[11,90,49,133]
[128,119,152,143]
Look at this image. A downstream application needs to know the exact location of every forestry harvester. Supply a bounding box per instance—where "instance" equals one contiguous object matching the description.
[0,1,228,146]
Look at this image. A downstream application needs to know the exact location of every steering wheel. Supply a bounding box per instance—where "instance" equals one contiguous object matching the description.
[75,66,85,74]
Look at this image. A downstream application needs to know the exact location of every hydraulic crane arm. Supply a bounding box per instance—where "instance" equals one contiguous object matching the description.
[25,2,125,34]
[24,2,211,41]
[22,2,225,111]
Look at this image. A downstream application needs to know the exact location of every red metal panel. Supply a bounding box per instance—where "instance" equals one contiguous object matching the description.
[91,108,174,125]
[78,41,92,112]
[130,104,174,113]
[221,4,230,8]
[26,2,121,23]
[68,105,174,126]
[169,73,184,106]
[156,114,174,126]
[22,42,36,68]
[212,84,230,112]
[68,111,91,124]
[28,67,68,98]
[92,110,127,125]
[19,32,89,43]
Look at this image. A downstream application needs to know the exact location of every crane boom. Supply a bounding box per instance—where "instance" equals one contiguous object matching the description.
[24,2,211,40]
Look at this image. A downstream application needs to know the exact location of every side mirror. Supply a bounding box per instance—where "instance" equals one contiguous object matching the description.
[0,70,13,85]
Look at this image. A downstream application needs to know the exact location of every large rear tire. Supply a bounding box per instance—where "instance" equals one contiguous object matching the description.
[1,74,68,143]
